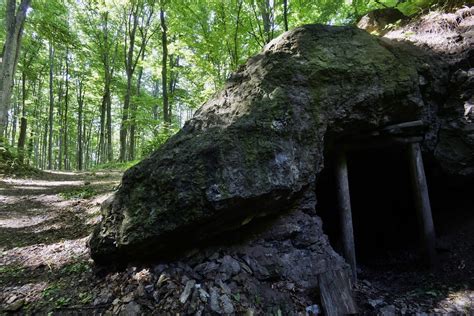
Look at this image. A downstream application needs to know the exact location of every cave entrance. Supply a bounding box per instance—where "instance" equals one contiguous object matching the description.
[316,121,436,282]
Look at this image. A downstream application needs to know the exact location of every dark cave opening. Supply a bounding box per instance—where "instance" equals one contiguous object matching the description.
[316,139,474,269]
[316,144,422,265]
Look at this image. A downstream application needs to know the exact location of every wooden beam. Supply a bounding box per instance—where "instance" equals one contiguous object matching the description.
[335,150,357,282]
[408,142,437,266]
[318,269,357,316]
[382,120,424,132]
[342,135,424,151]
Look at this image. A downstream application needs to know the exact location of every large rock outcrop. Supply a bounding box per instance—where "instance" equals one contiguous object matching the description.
[90,20,473,270]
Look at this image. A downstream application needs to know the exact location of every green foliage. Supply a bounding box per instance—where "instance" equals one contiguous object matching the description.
[0,265,26,278]
[60,261,92,275]
[0,142,41,176]
[141,125,179,157]
[59,187,98,200]
[3,0,444,172]
[78,292,93,304]
[42,283,62,300]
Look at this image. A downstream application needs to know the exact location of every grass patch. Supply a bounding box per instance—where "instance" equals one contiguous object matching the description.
[0,265,26,279]
[60,261,91,275]
[59,187,98,199]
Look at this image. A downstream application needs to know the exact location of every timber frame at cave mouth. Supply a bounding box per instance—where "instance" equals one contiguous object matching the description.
[335,120,437,282]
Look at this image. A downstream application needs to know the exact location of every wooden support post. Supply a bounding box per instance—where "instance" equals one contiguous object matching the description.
[408,142,437,266]
[335,150,357,282]
[318,269,358,316]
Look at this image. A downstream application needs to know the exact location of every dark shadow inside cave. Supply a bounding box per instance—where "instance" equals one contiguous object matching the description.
[316,144,422,266]
[317,140,474,270]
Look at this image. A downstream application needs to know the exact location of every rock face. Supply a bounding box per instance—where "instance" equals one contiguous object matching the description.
[357,8,406,35]
[90,23,473,269]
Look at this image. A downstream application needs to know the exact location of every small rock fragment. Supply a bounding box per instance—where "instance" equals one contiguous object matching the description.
[180,279,196,304]
[119,302,141,316]
[220,294,235,314]
[209,287,221,313]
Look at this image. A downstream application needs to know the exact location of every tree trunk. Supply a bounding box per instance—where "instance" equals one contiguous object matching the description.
[160,7,170,125]
[283,0,288,31]
[63,48,69,169]
[48,42,54,170]
[106,86,113,162]
[98,13,109,164]
[232,0,243,70]
[120,75,131,161]
[58,56,64,170]
[0,0,31,139]
[106,41,119,163]
[77,79,84,171]
[17,117,27,160]
[17,69,27,162]
[129,49,146,161]
[119,4,139,162]
[99,85,107,163]
[10,81,19,146]
[152,79,160,128]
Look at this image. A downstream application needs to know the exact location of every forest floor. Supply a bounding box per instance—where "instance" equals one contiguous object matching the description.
[0,170,473,314]
[0,170,121,314]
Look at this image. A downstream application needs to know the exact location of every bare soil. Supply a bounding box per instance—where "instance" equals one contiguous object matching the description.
[0,171,121,314]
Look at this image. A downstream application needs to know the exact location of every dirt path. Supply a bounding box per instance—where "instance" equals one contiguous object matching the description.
[0,171,121,313]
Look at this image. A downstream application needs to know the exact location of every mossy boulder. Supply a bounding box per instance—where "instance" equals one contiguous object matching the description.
[90,24,455,264]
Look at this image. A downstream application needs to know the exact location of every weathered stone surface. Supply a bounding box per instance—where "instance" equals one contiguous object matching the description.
[357,8,406,35]
[95,191,350,314]
[90,24,456,265]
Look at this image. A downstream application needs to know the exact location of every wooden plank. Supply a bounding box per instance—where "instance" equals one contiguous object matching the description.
[408,142,437,266]
[382,120,424,131]
[342,135,424,151]
[335,151,357,282]
[318,269,357,316]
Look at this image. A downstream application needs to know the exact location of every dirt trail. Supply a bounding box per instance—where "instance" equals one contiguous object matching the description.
[0,171,121,313]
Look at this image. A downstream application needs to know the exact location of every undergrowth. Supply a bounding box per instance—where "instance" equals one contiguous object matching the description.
[0,142,41,177]
[59,187,98,200]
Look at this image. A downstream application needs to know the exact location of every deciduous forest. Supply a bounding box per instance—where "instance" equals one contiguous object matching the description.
[1,0,440,170]
[1,0,473,314]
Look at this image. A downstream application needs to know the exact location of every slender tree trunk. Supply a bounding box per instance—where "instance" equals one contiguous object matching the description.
[17,70,27,162]
[129,49,145,161]
[260,0,273,43]
[120,75,131,161]
[106,35,120,163]
[0,0,31,139]
[42,116,47,169]
[168,54,179,121]
[99,84,107,163]
[85,115,94,169]
[152,79,159,126]
[63,48,69,169]
[99,13,109,164]
[47,42,54,170]
[119,6,138,162]
[106,86,113,161]
[10,81,19,146]
[77,79,84,171]
[232,0,243,69]
[283,0,288,31]
[160,7,170,124]
[58,64,64,170]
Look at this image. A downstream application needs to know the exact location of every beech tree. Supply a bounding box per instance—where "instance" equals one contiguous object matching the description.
[0,0,31,139]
